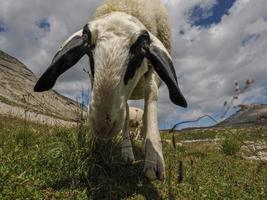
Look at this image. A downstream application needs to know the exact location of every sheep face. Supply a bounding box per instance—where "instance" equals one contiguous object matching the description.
[88,13,150,138]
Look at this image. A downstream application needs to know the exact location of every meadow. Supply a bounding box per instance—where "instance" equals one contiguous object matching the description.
[0,115,267,199]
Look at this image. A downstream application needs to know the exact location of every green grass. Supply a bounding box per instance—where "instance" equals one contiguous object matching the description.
[220,136,241,156]
[0,116,267,199]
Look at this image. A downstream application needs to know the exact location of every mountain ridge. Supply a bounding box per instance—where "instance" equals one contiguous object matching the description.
[218,104,267,127]
[0,50,86,126]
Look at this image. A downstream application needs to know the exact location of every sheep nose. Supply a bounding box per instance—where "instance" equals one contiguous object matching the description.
[105,114,112,123]
[92,120,117,139]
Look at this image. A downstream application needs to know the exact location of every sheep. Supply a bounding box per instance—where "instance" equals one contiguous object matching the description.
[34,0,187,180]
[129,107,144,139]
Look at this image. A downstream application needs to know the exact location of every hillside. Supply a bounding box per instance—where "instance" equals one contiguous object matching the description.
[218,104,267,127]
[0,50,86,126]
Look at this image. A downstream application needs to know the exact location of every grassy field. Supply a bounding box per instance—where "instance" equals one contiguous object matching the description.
[0,116,267,199]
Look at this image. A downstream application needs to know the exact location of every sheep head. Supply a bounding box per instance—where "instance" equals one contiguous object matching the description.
[34,12,187,139]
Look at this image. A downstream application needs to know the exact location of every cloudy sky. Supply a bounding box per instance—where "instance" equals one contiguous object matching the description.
[0,0,267,129]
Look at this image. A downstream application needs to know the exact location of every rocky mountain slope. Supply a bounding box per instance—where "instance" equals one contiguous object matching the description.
[0,50,86,126]
[218,104,267,127]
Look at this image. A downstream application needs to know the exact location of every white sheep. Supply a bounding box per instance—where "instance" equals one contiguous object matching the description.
[34,0,187,180]
[129,107,144,139]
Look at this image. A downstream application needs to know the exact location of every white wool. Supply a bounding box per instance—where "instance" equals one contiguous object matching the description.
[129,107,143,127]
[95,0,171,52]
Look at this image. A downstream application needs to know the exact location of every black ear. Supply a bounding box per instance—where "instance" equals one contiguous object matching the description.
[34,26,91,92]
[145,45,187,108]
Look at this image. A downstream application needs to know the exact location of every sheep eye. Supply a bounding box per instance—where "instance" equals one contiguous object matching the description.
[130,30,150,55]
[90,44,96,50]
[83,24,91,39]
[124,31,150,85]
[82,24,95,78]
[82,24,94,49]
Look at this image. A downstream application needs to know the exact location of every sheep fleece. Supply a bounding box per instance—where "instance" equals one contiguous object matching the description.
[94,0,171,54]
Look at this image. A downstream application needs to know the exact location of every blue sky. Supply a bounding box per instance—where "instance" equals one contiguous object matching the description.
[0,0,266,130]
[164,0,238,129]
[36,18,51,32]
[189,0,236,27]
[0,22,6,32]
[159,0,267,130]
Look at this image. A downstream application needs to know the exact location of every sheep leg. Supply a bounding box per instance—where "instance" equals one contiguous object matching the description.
[134,126,140,140]
[143,71,165,181]
[121,103,135,163]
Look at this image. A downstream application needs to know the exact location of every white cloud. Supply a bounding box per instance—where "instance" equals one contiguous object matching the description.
[157,0,267,124]
[0,0,266,127]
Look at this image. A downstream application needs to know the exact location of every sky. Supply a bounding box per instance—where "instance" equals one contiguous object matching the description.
[0,0,267,129]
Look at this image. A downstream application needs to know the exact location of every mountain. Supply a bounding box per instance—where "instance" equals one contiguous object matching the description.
[0,50,86,126]
[218,104,267,127]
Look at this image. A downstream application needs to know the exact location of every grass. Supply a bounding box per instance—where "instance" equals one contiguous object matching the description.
[220,136,241,156]
[0,116,267,199]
